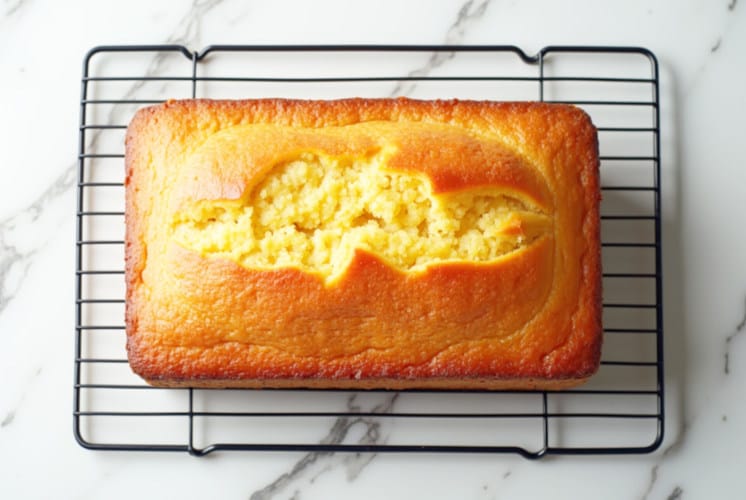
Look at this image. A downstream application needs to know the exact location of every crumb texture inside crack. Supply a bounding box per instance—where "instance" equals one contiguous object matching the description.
[172,150,551,282]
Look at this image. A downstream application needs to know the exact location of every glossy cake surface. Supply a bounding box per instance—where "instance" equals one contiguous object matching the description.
[125,98,601,389]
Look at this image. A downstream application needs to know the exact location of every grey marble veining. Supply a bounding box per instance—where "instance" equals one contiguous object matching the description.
[2,0,25,17]
[163,0,225,49]
[639,421,688,500]
[724,296,746,374]
[389,0,492,96]
[249,394,398,500]
[0,366,41,431]
[682,0,741,97]
[1,408,15,427]
[640,286,746,500]
[0,164,75,315]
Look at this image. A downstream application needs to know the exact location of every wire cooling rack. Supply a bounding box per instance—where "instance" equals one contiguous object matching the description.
[74,45,663,458]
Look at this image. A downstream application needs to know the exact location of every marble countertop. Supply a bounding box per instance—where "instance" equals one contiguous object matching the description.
[1,0,745,498]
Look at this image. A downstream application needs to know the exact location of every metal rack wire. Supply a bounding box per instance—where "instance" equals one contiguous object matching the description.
[74,45,663,458]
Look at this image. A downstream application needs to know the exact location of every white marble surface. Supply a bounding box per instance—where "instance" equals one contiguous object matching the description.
[1,0,745,498]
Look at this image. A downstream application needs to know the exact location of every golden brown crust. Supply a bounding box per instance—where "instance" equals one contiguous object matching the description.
[125,98,601,390]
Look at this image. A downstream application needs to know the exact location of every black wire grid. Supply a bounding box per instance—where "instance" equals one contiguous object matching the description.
[75,45,664,458]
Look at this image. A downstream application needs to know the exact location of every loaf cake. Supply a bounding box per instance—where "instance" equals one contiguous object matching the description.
[124,98,601,390]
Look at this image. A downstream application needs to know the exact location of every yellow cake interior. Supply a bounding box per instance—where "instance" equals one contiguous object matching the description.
[171,151,551,282]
